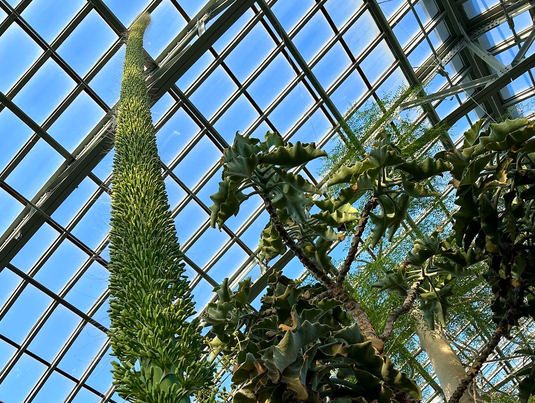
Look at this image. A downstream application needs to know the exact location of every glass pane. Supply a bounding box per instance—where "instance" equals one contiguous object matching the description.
[0,354,47,403]
[12,58,76,124]
[0,283,51,344]
[190,66,237,118]
[330,71,366,113]
[213,9,254,53]
[269,82,314,135]
[343,11,379,58]
[90,45,125,106]
[214,95,259,143]
[0,269,22,310]
[173,135,221,188]
[22,0,85,43]
[156,107,200,164]
[71,191,111,250]
[29,304,81,362]
[177,51,215,92]
[207,243,248,283]
[47,90,105,152]
[65,262,109,313]
[325,0,363,29]
[394,11,419,47]
[85,347,113,392]
[0,109,33,172]
[103,0,151,26]
[360,40,395,85]
[0,188,24,236]
[191,278,215,312]
[11,223,59,273]
[248,54,296,110]
[0,23,42,92]
[33,239,88,293]
[312,42,352,89]
[272,0,314,32]
[33,371,76,403]
[58,323,107,378]
[224,23,275,82]
[144,0,186,58]
[185,228,230,268]
[293,11,333,62]
[5,139,64,200]
[57,10,117,76]
[51,177,99,227]
[175,200,207,242]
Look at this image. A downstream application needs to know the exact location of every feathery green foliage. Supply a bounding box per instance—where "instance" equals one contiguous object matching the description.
[320,89,449,182]
[108,14,213,402]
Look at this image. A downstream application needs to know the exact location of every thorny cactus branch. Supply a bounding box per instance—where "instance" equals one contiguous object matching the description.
[261,194,335,288]
[448,308,518,403]
[337,196,378,286]
[261,194,384,351]
[380,275,426,342]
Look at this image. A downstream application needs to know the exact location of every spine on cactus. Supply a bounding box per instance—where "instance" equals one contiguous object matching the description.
[108,13,212,402]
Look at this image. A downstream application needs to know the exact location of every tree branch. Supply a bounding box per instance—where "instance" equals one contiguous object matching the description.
[380,275,426,342]
[261,194,383,351]
[448,312,513,403]
[337,196,378,286]
[261,195,335,288]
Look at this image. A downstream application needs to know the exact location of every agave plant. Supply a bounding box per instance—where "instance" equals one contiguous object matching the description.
[108,14,213,402]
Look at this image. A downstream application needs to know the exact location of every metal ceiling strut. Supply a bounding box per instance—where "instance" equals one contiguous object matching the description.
[512,26,535,65]
[436,0,508,118]
[400,74,498,109]
[364,0,456,149]
[468,0,535,40]
[442,51,535,125]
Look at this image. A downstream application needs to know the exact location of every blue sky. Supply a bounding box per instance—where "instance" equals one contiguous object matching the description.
[1,0,535,401]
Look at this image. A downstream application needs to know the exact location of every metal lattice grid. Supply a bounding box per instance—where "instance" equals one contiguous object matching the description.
[1,0,535,401]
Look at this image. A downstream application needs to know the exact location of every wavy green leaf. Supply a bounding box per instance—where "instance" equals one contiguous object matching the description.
[262,141,327,168]
[210,181,243,229]
[272,168,320,194]
[399,157,451,180]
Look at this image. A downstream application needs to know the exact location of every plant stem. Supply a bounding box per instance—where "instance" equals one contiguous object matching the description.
[448,312,513,403]
[380,275,426,342]
[260,194,383,351]
[337,196,378,286]
[108,14,211,400]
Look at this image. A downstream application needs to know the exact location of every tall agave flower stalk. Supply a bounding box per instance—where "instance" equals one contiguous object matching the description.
[108,14,212,402]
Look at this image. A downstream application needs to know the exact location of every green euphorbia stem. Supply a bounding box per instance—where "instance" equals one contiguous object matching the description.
[108,14,212,402]
[261,194,385,352]
[336,196,378,285]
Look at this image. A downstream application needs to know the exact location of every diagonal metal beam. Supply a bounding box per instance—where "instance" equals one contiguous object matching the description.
[464,39,509,74]
[255,0,363,150]
[468,0,535,40]
[154,0,236,65]
[149,0,256,99]
[512,27,535,66]
[401,74,498,109]
[442,51,535,126]
[0,0,255,269]
[364,0,456,149]
[438,0,508,118]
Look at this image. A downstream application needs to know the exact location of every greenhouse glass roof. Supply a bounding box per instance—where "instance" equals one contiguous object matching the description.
[1,0,535,401]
